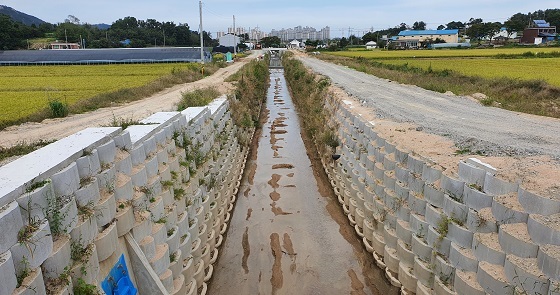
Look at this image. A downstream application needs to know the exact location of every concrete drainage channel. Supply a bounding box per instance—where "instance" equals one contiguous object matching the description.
[208,67,396,294]
[0,97,253,294]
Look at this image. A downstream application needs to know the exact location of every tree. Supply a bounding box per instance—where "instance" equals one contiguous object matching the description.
[348,34,361,45]
[486,22,503,44]
[362,32,377,43]
[413,21,426,30]
[446,21,465,30]
[339,37,349,48]
[437,25,445,30]
[65,15,80,25]
[504,13,529,36]
[259,36,281,48]
[544,8,560,28]
[466,22,486,43]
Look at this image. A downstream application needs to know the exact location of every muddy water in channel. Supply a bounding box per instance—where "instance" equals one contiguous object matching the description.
[209,69,396,295]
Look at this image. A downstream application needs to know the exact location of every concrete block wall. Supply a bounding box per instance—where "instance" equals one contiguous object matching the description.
[0,96,251,295]
[321,96,560,295]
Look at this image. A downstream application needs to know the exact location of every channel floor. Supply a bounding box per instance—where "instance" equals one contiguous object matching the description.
[208,69,396,295]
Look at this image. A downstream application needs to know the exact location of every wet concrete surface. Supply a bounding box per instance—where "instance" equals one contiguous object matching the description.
[208,69,396,295]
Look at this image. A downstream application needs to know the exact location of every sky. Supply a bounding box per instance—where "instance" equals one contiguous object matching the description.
[2,0,558,38]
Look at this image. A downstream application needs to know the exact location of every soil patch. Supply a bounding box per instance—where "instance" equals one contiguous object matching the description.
[271,202,292,216]
[270,233,283,294]
[348,269,366,295]
[242,227,250,274]
[246,208,253,221]
[247,162,257,185]
[272,164,294,169]
[270,191,281,201]
[268,174,281,189]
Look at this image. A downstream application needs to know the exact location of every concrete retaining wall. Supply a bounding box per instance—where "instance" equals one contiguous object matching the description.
[321,96,560,295]
[0,97,251,295]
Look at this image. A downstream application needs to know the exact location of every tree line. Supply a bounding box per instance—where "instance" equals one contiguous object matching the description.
[358,9,560,48]
[0,14,215,50]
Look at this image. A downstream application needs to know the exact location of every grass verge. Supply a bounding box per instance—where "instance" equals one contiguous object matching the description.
[228,58,270,129]
[0,139,55,163]
[316,54,560,118]
[177,87,221,110]
[283,53,339,155]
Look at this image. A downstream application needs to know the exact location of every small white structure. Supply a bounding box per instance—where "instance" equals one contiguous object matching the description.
[287,39,302,49]
[218,33,241,47]
[365,41,377,49]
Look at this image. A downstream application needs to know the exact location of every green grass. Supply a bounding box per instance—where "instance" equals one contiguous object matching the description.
[177,87,220,110]
[0,139,55,162]
[0,62,223,130]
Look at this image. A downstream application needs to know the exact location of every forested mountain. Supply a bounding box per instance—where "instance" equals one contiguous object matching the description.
[0,5,45,26]
[0,6,214,50]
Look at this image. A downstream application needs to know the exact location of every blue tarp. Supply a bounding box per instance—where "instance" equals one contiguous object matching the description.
[101,254,138,295]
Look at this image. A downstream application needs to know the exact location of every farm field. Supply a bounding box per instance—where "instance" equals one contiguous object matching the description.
[378,58,560,86]
[0,63,197,125]
[329,47,560,59]
[327,47,560,86]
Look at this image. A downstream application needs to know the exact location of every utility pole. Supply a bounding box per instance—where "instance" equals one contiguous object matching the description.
[233,15,237,56]
[199,0,204,63]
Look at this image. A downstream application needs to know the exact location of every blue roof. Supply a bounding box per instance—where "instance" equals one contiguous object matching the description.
[398,29,459,36]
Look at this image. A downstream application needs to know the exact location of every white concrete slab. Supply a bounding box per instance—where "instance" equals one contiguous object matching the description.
[0,127,120,207]
[207,97,227,115]
[141,112,181,125]
[181,107,207,124]
[127,125,161,147]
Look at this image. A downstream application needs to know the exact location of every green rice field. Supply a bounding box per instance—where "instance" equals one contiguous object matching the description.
[327,47,560,86]
[0,63,197,124]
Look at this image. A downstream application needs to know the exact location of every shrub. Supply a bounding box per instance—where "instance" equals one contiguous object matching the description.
[49,100,69,118]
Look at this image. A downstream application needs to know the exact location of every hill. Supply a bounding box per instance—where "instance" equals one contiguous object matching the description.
[0,5,45,26]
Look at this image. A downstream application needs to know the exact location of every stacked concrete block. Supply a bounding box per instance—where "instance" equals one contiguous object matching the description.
[0,97,250,295]
[320,95,560,295]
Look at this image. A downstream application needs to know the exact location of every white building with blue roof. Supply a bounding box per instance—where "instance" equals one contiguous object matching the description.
[397,29,459,43]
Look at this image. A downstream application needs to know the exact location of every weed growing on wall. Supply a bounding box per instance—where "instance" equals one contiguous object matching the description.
[177,87,221,110]
[283,54,339,155]
[227,58,270,129]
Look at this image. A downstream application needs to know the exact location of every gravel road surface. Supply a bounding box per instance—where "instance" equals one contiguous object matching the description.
[299,56,560,159]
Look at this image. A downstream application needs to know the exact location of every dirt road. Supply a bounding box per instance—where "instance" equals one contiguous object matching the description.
[0,54,256,149]
[298,56,560,159]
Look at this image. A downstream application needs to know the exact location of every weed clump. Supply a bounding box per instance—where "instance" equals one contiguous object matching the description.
[49,100,69,118]
[177,87,220,110]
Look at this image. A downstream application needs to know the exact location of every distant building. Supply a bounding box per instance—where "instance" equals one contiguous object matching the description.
[521,20,557,44]
[50,42,81,49]
[218,34,241,48]
[270,26,330,42]
[365,41,377,49]
[287,39,303,49]
[390,29,459,49]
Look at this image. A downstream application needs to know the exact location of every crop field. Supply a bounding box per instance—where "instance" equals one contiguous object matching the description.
[0,63,197,125]
[329,47,560,59]
[378,58,560,86]
[327,47,560,86]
